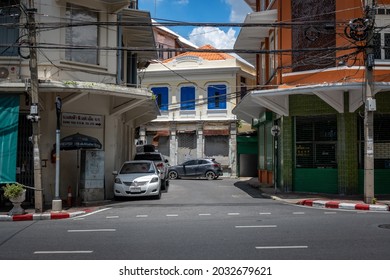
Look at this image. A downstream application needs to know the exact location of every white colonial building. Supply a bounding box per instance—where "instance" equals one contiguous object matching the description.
[139,45,256,177]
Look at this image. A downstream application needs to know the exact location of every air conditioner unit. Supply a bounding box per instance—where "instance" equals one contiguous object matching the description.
[0,66,19,81]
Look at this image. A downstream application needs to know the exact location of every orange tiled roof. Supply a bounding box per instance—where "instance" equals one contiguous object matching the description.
[163,44,234,63]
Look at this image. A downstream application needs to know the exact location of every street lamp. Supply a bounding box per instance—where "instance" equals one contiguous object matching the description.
[53,96,62,211]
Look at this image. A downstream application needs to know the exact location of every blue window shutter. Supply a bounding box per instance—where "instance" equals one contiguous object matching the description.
[151,87,169,111]
[208,85,226,109]
[181,86,195,110]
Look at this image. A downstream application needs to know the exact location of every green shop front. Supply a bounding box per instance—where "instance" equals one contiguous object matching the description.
[233,83,390,195]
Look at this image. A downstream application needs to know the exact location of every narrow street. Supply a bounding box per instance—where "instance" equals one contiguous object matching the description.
[1,178,390,260]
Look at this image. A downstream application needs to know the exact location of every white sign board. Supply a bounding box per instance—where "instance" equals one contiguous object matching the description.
[62,112,103,128]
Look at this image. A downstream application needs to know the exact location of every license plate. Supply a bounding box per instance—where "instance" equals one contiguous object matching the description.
[129,187,141,193]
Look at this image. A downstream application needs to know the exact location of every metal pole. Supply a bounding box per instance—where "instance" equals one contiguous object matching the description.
[364,0,376,204]
[55,129,60,198]
[53,96,62,211]
[27,1,43,213]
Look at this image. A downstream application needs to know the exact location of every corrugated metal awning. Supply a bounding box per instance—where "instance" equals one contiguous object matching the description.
[120,9,158,62]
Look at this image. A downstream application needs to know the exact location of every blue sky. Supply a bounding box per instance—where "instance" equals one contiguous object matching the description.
[138,0,252,48]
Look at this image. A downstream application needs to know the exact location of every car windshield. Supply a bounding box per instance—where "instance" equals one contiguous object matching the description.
[134,154,163,161]
[120,162,155,174]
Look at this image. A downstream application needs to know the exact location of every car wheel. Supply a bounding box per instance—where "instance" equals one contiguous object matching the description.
[205,171,216,180]
[169,170,178,180]
[154,189,161,200]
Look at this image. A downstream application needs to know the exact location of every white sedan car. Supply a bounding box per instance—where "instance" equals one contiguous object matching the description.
[113,160,162,199]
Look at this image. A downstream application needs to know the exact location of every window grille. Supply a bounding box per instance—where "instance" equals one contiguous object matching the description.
[16,113,34,204]
[204,136,229,157]
[0,0,20,56]
[295,115,337,168]
[177,132,196,164]
[65,3,99,65]
[358,114,390,169]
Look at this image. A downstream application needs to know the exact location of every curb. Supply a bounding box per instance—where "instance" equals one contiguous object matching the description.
[298,199,390,212]
[0,210,89,222]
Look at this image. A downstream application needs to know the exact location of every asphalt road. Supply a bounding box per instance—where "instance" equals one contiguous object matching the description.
[1,178,390,260]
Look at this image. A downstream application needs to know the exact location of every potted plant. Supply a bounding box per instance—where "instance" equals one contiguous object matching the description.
[2,183,26,215]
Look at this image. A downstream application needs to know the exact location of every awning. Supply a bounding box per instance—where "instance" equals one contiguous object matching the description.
[232,82,390,123]
[120,9,158,63]
[0,80,160,127]
[100,0,130,13]
[56,0,130,13]
[151,130,170,146]
[203,129,230,136]
[234,9,278,66]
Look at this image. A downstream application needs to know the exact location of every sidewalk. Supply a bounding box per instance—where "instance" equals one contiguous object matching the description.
[0,204,102,222]
[245,177,390,212]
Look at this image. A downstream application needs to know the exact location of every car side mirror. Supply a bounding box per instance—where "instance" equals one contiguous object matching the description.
[112,171,118,175]
[165,159,169,163]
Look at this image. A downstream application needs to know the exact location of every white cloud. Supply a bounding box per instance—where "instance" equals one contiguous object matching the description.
[224,0,251,22]
[176,0,189,4]
[189,26,237,49]
[188,1,250,49]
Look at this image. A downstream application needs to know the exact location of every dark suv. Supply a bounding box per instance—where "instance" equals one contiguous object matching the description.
[134,152,169,189]
[168,158,223,180]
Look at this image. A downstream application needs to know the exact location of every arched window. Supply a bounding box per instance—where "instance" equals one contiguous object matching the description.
[180,86,195,110]
[151,87,169,111]
[208,84,226,109]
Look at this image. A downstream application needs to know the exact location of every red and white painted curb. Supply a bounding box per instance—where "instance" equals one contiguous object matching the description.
[0,210,90,222]
[298,199,389,211]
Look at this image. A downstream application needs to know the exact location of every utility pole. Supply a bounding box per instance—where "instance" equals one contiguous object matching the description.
[364,0,376,204]
[26,0,43,212]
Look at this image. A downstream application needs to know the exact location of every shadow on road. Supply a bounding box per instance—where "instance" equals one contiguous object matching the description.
[233,180,265,199]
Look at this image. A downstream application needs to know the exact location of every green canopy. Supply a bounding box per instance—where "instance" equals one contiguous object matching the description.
[0,95,19,184]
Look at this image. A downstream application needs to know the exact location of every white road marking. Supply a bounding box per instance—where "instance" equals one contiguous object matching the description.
[259,212,272,215]
[293,212,305,215]
[256,246,308,250]
[235,225,277,228]
[166,214,179,217]
[34,250,93,254]
[228,213,240,216]
[136,215,148,218]
[73,208,111,219]
[67,229,116,232]
[199,213,211,216]
[106,216,119,219]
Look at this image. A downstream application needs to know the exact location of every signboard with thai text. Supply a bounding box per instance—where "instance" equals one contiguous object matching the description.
[62,112,103,128]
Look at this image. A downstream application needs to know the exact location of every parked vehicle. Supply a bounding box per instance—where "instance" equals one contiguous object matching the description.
[134,152,169,189]
[113,160,161,199]
[168,158,223,180]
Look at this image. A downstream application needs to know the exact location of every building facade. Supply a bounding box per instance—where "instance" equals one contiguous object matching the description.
[0,0,159,206]
[233,0,390,197]
[140,45,256,177]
